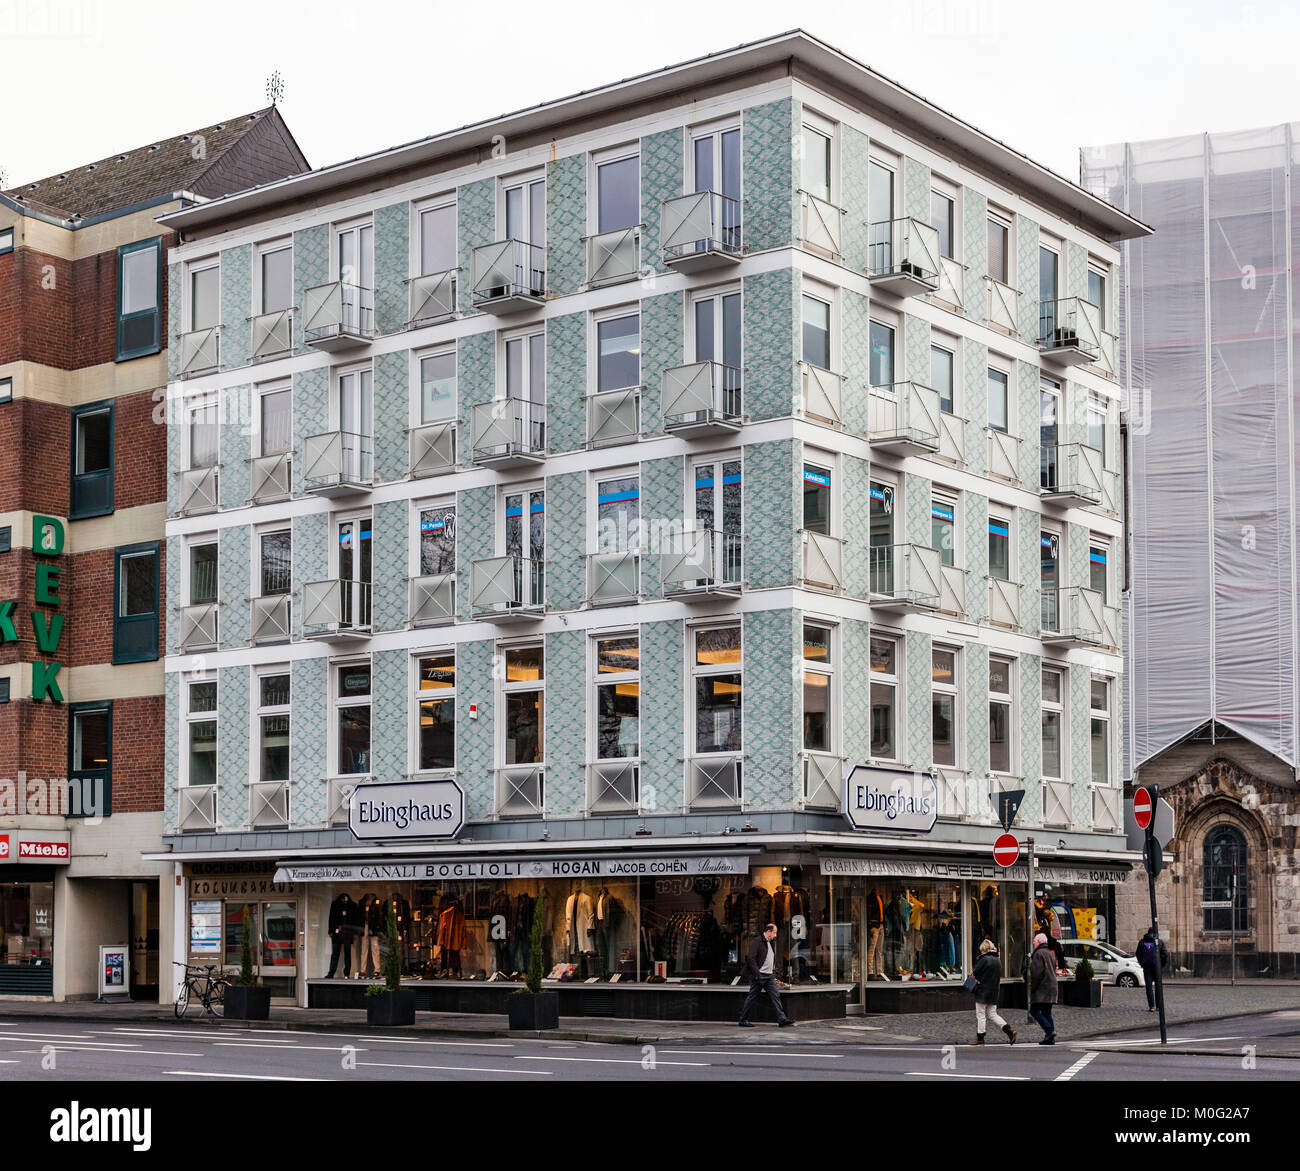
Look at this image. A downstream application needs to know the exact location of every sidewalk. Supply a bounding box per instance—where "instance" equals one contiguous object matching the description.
[4,979,1300,1047]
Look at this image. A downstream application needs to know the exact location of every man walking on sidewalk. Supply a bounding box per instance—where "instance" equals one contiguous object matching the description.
[1136,929,1167,1012]
[1028,932,1058,1044]
[738,923,795,1028]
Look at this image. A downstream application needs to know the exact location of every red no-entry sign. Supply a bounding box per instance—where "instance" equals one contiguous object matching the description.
[993,833,1020,868]
[1133,786,1153,831]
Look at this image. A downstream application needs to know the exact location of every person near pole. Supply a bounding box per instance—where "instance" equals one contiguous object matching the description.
[1028,932,1058,1044]
[737,923,795,1028]
[970,939,1016,1045]
[1136,929,1168,1012]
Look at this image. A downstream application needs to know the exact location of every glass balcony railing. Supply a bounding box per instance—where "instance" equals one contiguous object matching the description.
[660,529,742,598]
[250,451,291,503]
[587,386,641,448]
[410,573,456,627]
[586,550,640,606]
[662,361,741,435]
[801,530,843,593]
[302,431,372,494]
[868,382,941,453]
[661,191,742,270]
[178,326,220,376]
[800,191,843,259]
[250,594,291,645]
[1038,297,1103,365]
[178,465,219,515]
[250,308,293,361]
[178,602,218,652]
[408,269,458,326]
[586,226,642,287]
[303,282,374,349]
[302,579,371,639]
[471,555,545,619]
[470,399,545,466]
[986,277,1019,335]
[868,543,942,609]
[409,421,457,477]
[801,363,843,428]
[867,217,940,293]
[471,239,545,312]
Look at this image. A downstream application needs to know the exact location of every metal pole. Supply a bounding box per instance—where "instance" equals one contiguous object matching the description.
[1026,836,1035,989]
[1230,858,1237,987]
[1146,785,1168,1045]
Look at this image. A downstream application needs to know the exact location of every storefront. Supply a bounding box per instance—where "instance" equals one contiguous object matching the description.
[0,832,69,996]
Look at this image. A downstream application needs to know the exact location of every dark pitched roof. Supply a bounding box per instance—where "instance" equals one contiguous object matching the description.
[3,107,309,221]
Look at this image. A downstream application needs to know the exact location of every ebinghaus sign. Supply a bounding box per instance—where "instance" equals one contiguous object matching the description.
[843,765,938,834]
[348,779,465,841]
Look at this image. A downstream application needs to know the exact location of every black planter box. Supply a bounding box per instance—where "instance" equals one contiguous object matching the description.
[224,985,271,1021]
[1059,979,1104,1008]
[508,991,559,1031]
[366,989,416,1026]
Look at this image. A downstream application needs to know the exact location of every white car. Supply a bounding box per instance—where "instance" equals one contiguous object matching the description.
[1058,939,1146,987]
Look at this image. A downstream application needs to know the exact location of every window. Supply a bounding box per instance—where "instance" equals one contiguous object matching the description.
[259,385,292,457]
[259,530,291,596]
[260,245,292,314]
[931,495,955,566]
[116,237,161,360]
[0,527,9,552]
[596,154,639,234]
[803,624,833,753]
[802,125,832,203]
[989,656,1014,773]
[1087,396,1108,467]
[931,647,958,767]
[0,678,8,703]
[693,626,742,755]
[692,126,741,245]
[690,456,742,583]
[803,463,831,535]
[594,636,639,760]
[596,473,640,553]
[1202,826,1248,932]
[419,202,457,275]
[337,365,373,443]
[1040,530,1061,631]
[1088,266,1107,323]
[0,228,12,254]
[0,377,10,404]
[1090,677,1111,785]
[503,645,544,765]
[869,481,895,593]
[867,160,894,253]
[419,504,456,576]
[931,191,954,259]
[419,350,456,424]
[504,176,546,249]
[596,313,640,392]
[416,654,455,771]
[70,400,113,518]
[503,488,545,605]
[1039,245,1060,336]
[1090,543,1110,602]
[987,216,1009,284]
[113,542,159,663]
[186,680,217,786]
[188,400,219,470]
[870,636,898,760]
[988,516,1011,581]
[335,663,371,776]
[257,673,290,783]
[931,345,954,414]
[189,541,218,605]
[69,702,112,819]
[987,368,1009,432]
[692,289,742,406]
[1040,376,1060,490]
[869,321,894,388]
[504,329,546,448]
[801,295,831,369]
[188,262,219,332]
[335,515,372,630]
[1041,667,1064,780]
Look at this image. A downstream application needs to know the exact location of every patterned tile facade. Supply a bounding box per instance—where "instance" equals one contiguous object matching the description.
[641,127,684,277]
[547,154,586,297]
[1018,507,1041,637]
[291,367,328,498]
[960,337,988,477]
[456,485,495,619]
[220,244,251,370]
[166,399,182,516]
[963,491,988,624]
[841,125,871,272]
[293,224,329,354]
[544,471,585,611]
[641,454,682,599]
[742,99,795,254]
[164,670,180,832]
[167,262,183,381]
[546,311,586,454]
[841,618,872,767]
[1065,240,1088,305]
[902,155,930,222]
[544,629,585,815]
[456,638,496,819]
[458,329,495,465]
[218,524,250,650]
[903,472,931,548]
[963,642,990,819]
[842,288,871,435]
[217,664,250,829]
[457,179,495,316]
[640,290,682,436]
[640,619,683,814]
[219,384,251,509]
[371,499,408,633]
[373,201,409,336]
[290,656,327,826]
[1069,662,1092,825]
[291,512,326,639]
[842,454,872,599]
[1017,361,1040,487]
[962,187,988,327]
[905,629,932,770]
[904,313,929,384]
[373,350,406,483]
[742,609,799,810]
[743,269,797,421]
[371,649,406,779]
[165,538,180,655]
[1015,214,1040,343]
[743,439,796,589]
[1018,653,1043,824]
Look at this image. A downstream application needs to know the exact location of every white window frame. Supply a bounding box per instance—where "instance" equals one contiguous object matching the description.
[931,644,960,769]
[184,257,220,333]
[331,657,372,779]
[184,534,218,606]
[1041,665,1065,782]
[929,176,958,260]
[802,620,836,756]
[499,324,546,403]
[689,622,743,760]
[987,358,1012,434]
[799,108,838,205]
[802,450,838,539]
[183,674,218,788]
[412,343,457,428]
[590,465,641,555]
[332,216,374,287]
[687,283,742,367]
[868,309,899,389]
[184,392,219,472]
[255,523,292,598]
[412,194,458,277]
[253,666,291,785]
[1087,394,1109,469]
[930,334,957,415]
[1090,675,1113,787]
[800,279,836,373]
[988,655,1016,777]
[412,494,457,579]
[333,361,374,438]
[591,303,642,395]
[498,641,546,770]
[988,512,1013,583]
[687,117,742,199]
[254,239,293,315]
[590,630,641,764]
[1087,261,1109,328]
[869,633,900,763]
[411,648,456,776]
[330,508,372,580]
[498,171,546,246]
[1089,537,1112,603]
[255,379,292,459]
[987,208,1013,285]
[588,144,642,237]
[931,488,958,566]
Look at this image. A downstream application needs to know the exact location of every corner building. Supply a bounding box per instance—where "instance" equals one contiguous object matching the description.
[159,32,1147,1017]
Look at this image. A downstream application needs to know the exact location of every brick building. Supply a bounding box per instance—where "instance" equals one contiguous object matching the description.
[0,109,307,998]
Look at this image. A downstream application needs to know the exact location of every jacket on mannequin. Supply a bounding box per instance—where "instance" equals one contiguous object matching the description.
[329,893,363,937]
[565,890,597,954]
[437,901,466,951]
[866,890,884,929]
[360,893,383,934]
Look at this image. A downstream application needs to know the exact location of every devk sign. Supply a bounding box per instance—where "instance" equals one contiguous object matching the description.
[843,765,938,834]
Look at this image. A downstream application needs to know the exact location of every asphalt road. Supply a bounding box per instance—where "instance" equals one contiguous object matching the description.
[2,1013,1299,1081]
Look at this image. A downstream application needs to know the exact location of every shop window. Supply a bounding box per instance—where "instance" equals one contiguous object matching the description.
[70,400,114,519]
[257,672,290,783]
[692,626,742,755]
[502,645,544,766]
[802,624,833,753]
[116,237,161,360]
[113,542,159,663]
[1202,826,1248,932]
[335,663,372,776]
[69,702,112,819]
[989,656,1014,773]
[0,881,54,978]
[931,647,958,768]
[1042,667,1064,780]
[593,635,639,760]
[870,636,898,760]
[1090,677,1111,785]
[185,679,217,786]
[416,653,455,771]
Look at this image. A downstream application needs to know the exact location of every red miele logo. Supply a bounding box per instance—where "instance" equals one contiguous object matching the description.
[18,840,68,859]
[0,836,8,859]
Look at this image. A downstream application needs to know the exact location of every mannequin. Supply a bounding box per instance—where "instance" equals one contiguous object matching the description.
[907,889,926,973]
[491,887,513,974]
[866,889,886,981]
[565,885,597,975]
[326,892,362,978]
[357,893,383,978]
[437,895,466,977]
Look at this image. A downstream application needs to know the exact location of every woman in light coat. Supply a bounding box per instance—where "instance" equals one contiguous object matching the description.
[971,939,1016,1045]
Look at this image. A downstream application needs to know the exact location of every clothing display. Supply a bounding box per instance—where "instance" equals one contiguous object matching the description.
[743,886,773,939]
[594,888,625,975]
[326,893,363,979]
[661,911,723,974]
[565,891,597,956]
[356,893,383,977]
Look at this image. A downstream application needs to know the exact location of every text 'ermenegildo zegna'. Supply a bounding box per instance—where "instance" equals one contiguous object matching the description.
[50,1103,151,1152]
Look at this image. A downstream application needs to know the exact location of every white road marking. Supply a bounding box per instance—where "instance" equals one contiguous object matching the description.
[513,1055,709,1067]
[214,1043,367,1052]
[0,1036,138,1047]
[1081,1035,1240,1048]
[904,1071,1030,1081]
[659,1050,844,1059]
[356,1060,551,1075]
[0,1032,95,1042]
[1056,1051,1099,1081]
[167,1070,322,1081]
[13,1047,204,1057]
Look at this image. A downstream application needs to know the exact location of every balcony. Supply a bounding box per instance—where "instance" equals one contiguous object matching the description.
[249,451,291,503]
[937,564,967,619]
[801,530,843,594]
[471,239,545,313]
[1040,585,1104,646]
[802,752,843,811]
[934,767,967,820]
[470,399,545,468]
[178,784,216,833]
[986,277,1019,336]
[987,577,1021,630]
[470,555,545,621]
[1102,603,1121,652]
[409,421,457,478]
[586,226,642,287]
[937,410,966,466]
[1043,779,1072,829]
[303,282,374,350]
[302,579,371,640]
[868,382,941,455]
[327,776,364,827]
[178,602,218,653]
[986,427,1020,484]
[1041,442,1103,506]
[800,363,842,428]
[934,257,967,314]
[178,326,220,377]
[868,544,941,611]
[661,191,742,272]
[410,573,456,627]
[588,761,639,814]
[660,529,742,600]
[1091,329,1118,380]
[662,361,741,436]
[250,308,293,362]
[408,269,458,326]
[302,431,372,495]
[867,217,940,296]
[586,550,640,606]
[1038,297,1103,366]
[800,191,843,260]
[587,386,641,448]
[497,765,544,818]
[1092,785,1122,833]
[249,779,289,830]
[178,465,219,515]
[1101,468,1121,515]
[687,756,741,810]
[250,594,291,645]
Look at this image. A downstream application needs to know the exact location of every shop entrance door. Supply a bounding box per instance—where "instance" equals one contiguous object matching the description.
[129,880,159,1000]
[830,882,865,1010]
[227,901,298,999]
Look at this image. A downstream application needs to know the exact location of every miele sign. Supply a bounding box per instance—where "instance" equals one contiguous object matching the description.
[0,833,71,863]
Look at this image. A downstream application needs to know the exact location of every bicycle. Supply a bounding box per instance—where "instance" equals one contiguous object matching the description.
[173,961,230,1018]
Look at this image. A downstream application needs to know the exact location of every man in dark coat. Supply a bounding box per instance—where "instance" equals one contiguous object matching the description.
[1028,932,1058,1044]
[1136,929,1168,1011]
[737,923,794,1028]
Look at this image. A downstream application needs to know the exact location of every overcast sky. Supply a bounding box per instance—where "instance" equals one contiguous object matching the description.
[2,0,1297,190]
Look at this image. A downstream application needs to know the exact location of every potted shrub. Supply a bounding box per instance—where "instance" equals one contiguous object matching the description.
[224,904,271,1020]
[508,894,558,1031]
[365,901,415,1026]
[1062,955,1104,1008]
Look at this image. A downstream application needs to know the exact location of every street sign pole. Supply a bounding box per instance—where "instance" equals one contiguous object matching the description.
[1144,784,1168,1045]
[1025,835,1035,989]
